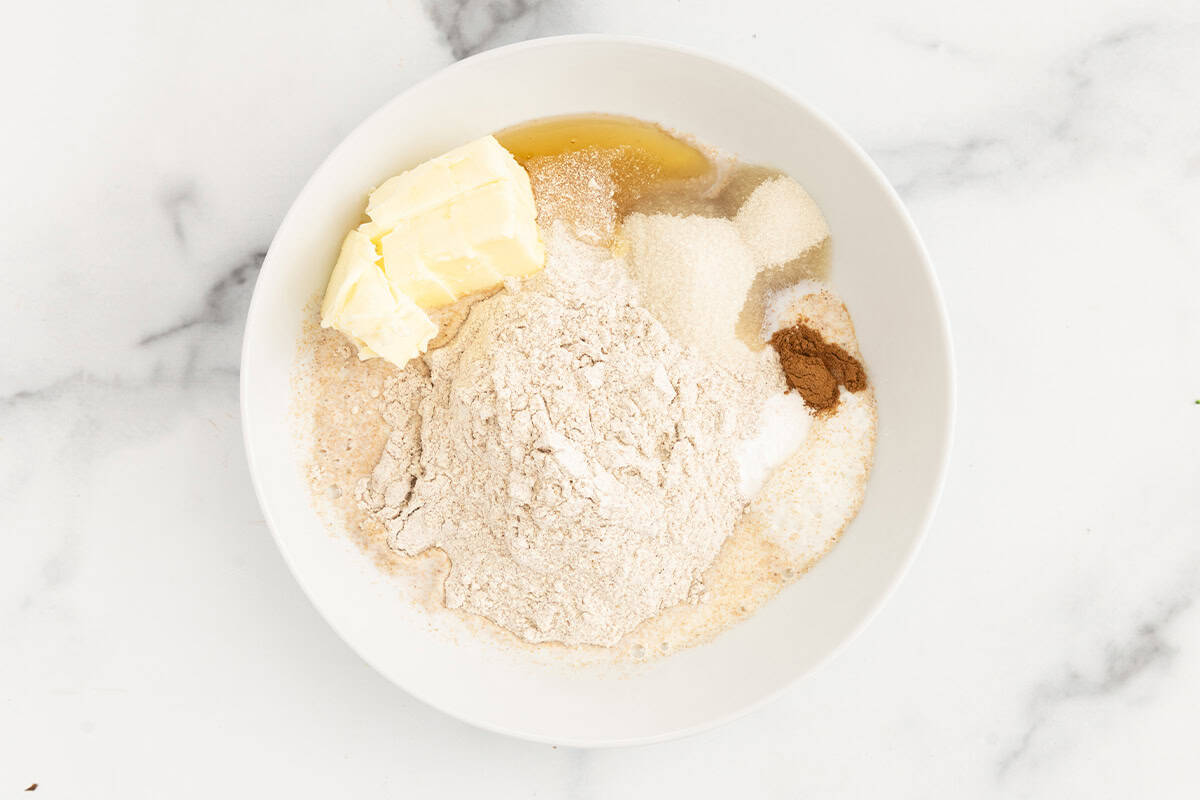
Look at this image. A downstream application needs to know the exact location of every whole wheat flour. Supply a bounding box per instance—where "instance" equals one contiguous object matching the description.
[358,225,775,647]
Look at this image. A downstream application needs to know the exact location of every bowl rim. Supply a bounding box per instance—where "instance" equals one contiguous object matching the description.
[240,33,956,747]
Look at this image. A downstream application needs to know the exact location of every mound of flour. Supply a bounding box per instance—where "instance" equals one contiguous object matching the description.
[358,225,774,646]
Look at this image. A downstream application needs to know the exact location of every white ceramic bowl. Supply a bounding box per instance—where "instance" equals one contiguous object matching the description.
[241,35,954,746]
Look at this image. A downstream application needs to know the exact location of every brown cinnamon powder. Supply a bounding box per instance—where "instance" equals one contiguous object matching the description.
[769,320,867,412]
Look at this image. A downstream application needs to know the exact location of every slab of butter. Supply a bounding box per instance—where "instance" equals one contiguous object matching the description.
[320,228,437,365]
[321,135,544,367]
[372,135,543,308]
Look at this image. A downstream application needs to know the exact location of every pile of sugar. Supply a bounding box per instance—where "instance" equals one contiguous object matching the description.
[734,176,829,269]
[620,213,759,367]
[734,391,812,497]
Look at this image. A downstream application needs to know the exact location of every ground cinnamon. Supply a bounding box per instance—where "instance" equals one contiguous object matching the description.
[769,320,867,412]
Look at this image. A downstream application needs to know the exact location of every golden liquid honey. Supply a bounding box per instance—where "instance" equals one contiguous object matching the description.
[495,113,713,181]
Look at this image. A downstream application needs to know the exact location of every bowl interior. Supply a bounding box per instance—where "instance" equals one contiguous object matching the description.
[241,37,953,746]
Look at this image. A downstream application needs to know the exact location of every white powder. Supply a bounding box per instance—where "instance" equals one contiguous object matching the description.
[620,213,759,366]
[532,221,639,300]
[734,391,812,497]
[734,176,830,269]
[747,388,875,563]
[358,226,773,647]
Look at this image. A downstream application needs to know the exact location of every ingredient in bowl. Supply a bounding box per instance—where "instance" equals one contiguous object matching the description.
[620,213,757,366]
[319,228,437,364]
[770,321,867,412]
[524,147,622,245]
[320,135,545,367]
[734,176,829,269]
[357,226,774,646]
[734,391,812,497]
[496,114,712,184]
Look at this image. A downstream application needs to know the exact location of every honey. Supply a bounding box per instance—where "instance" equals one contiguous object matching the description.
[495,113,712,180]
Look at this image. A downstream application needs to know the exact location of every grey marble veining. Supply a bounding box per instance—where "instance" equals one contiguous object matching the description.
[137,250,264,347]
[425,0,549,58]
[160,181,198,247]
[874,20,1196,198]
[998,583,1195,780]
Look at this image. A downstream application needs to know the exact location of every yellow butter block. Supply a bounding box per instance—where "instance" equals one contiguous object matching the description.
[320,135,544,367]
[320,228,436,367]
[380,221,458,308]
[366,135,544,309]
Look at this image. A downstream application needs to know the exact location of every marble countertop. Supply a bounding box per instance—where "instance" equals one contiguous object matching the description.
[4,0,1198,796]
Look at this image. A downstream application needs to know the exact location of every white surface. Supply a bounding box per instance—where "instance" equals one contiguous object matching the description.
[241,36,952,745]
[3,0,1198,794]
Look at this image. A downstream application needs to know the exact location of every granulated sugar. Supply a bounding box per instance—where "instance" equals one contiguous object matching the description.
[620,213,760,367]
[746,388,875,563]
[734,391,812,497]
[735,176,830,269]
